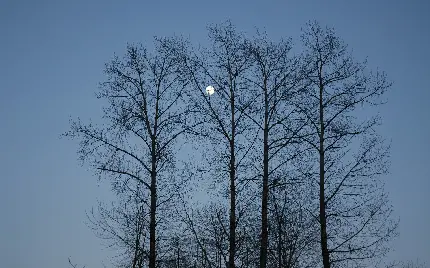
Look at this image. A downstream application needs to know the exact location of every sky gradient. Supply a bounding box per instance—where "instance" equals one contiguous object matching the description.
[1,1,429,267]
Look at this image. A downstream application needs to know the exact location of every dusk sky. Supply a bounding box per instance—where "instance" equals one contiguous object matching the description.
[1,1,429,267]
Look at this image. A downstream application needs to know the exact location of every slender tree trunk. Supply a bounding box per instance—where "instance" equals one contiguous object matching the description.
[176,243,180,268]
[228,79,236,268]
[318,64,330,268]
[229,146,236,268]
[260,78,269,268]
[149,86,161,268]
[132,224,141,268]
[149,136,157,268]
[276,203,282,268]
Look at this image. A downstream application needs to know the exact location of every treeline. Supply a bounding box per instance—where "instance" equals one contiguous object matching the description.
[65,21,401,268]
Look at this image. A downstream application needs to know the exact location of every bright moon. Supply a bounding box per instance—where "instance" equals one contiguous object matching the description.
[206,85,215,96]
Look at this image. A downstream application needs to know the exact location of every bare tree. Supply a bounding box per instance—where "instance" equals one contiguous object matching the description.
[244,31,309,268]
[169,21,258,268]
[64,21,403,268]
[298,21,398,268]
[64,38,190,268]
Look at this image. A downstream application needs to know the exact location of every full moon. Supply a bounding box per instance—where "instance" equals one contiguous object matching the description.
[206,85,215,96]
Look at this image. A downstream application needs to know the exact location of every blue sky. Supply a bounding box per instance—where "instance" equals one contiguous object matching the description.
[1,0,429,267]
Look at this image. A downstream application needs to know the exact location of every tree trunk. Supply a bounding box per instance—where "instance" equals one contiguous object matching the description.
[260,78,269,268]
[229,149,236,268]
[228,80,236,268]
[318,64,330,268]
[149,136,157,268]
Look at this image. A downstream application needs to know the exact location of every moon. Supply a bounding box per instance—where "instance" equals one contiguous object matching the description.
[206,85,215,96]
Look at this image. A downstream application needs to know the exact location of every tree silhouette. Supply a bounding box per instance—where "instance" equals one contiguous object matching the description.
[64,38,191,268]
[298,21,398,268]
[65,20,400,268]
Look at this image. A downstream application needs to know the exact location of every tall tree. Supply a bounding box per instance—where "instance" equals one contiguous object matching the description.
[64,38,190,268]
[245,32,307,268]
[298,21,398,268]
[171,21,257,268]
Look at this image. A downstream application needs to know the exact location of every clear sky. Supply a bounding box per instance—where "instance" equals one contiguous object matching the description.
[1,0,429,267]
